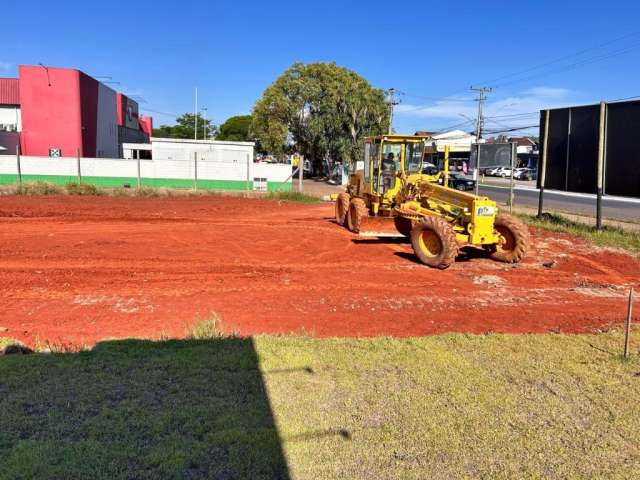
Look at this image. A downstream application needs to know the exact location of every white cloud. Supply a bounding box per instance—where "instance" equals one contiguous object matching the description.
[521,86,570,98]
[395,86,575,133]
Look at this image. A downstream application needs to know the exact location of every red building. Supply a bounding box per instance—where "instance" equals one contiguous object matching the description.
[0,65,152,158]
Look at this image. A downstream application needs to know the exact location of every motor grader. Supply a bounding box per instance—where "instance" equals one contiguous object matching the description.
[335,134,529,269]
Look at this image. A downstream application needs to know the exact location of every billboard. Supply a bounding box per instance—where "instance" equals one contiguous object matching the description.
[469,143,513,172]
[117,93,139,130]
[539,100,640,198]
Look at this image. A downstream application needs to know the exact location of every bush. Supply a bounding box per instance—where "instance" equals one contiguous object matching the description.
[16,181,63,195]
[65,182,101,196]
[265,191,321,203]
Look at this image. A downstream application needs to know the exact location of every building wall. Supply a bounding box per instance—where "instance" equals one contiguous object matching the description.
[18,65,122,158]
[96,83,118,158]
[19,65,83,157]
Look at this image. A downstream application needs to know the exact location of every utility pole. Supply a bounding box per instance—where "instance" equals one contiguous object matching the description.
[387,88,399,134]
[470,86,492,141]
[194,87,198,140]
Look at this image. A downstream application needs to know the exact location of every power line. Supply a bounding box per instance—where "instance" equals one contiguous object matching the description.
[393,31,640,112]
[494,40,640,89]
[482,31,640,86]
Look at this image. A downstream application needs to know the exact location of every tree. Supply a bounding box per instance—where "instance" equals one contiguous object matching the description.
[217,115,252,142]
[152,113,217,139]
[252,62,389,173]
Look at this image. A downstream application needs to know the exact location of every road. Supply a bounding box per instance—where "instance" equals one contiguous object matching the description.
[478,184,640,222]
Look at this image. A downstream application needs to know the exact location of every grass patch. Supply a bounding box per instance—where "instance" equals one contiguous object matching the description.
[185,313,232,340]
[265,191,321,203]
[65,182,101,196]
[1,331,639,478]
[519,212,640,254]
[15,181,64,195]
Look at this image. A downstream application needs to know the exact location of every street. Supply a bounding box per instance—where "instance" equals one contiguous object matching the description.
[479,184,640,222]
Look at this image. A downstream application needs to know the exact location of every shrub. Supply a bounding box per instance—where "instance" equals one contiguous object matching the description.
[16,181,63,195]
[65,182,101,196]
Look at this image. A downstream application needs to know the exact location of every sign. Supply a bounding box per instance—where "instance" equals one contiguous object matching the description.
[49,148,62,157]
[253,177,268,192]
[124,97,139,130]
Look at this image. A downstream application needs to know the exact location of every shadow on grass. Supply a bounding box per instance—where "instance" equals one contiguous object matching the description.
[0,338,290,480]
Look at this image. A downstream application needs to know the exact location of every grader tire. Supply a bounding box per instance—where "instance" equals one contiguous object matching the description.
[410,216,458,269]
[394,216,414,237]
[490,214,529,263]
[346,198,368,233]
[335,193,351,226]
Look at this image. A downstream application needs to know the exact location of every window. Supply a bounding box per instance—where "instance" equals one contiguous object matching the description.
[405,142,424,173]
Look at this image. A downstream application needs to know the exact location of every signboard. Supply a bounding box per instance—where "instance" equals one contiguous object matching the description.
[469,143,512,173]
[49,148,62,157]
[124,96,139,130]
[539,101,640,198]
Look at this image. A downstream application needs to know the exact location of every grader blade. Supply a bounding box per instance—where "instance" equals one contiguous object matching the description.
[357,216,404,238]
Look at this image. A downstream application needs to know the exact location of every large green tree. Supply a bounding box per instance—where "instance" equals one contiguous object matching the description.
[217,115,253,142]
[153,113,217,140]
[252,62,389,172]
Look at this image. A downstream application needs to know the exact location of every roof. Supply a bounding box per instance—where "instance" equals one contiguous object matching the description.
[509,136,536,146]
[0,78,19,105]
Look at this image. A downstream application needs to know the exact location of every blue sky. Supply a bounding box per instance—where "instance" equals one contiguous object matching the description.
[3,0,640,136]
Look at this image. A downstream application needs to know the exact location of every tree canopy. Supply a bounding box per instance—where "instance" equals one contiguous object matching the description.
[252,62,389,170]
[152,113,217,140]
[217,115,253,142]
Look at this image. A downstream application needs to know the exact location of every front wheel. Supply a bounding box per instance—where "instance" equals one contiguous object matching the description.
[410,216,458,269]
[335,192,350,226]
[346,198,368,233]
[490,214,529,263]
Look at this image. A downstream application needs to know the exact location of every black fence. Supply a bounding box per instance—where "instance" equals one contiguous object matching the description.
[538,100,640,198]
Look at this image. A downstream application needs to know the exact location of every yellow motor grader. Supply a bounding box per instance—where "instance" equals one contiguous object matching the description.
[335,134,529,269]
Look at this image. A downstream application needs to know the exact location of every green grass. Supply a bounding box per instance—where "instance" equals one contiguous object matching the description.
[519,212,640,255]
[1,331,639,478]
[265,191,321,203]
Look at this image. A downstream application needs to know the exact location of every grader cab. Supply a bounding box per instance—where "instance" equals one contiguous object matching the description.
[335,134,439,234]
[335,134,529,269]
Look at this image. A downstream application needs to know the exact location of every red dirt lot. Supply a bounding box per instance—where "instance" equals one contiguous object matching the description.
[1,195,639,347]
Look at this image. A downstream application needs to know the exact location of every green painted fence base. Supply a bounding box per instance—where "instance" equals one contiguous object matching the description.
[0,174,291,192]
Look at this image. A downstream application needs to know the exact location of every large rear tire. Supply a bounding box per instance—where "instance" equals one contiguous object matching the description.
[346,198,368,233]
[410,216,458,269]
[394,216,414,237]
[335,192,350,226]
[490,214,529,263]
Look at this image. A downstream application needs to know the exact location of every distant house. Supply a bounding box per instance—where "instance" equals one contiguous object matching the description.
[508,136,537,154]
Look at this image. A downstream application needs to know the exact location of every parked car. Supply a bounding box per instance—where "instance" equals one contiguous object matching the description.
[422,162,439,175]
[439,173,475,191]
[514,168,535,181]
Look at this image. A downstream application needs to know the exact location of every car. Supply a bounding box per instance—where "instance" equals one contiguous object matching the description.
[514,168,534,181]
[422,162,439,175]
[439,173,476,191]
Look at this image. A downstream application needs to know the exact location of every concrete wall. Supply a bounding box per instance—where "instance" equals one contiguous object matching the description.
[0,153,292,191]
